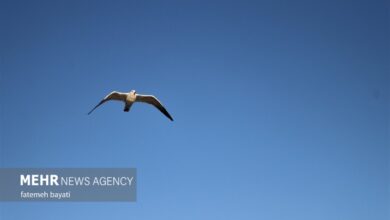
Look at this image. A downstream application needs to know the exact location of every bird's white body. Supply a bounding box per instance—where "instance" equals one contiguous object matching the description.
[126,90,137,103]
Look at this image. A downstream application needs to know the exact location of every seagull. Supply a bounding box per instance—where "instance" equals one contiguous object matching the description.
[88,90,174,121]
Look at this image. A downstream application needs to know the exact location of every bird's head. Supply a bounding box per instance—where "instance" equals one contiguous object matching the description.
[130,90,136,94]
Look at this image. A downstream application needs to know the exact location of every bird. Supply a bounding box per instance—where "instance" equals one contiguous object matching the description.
[88,90,174,121]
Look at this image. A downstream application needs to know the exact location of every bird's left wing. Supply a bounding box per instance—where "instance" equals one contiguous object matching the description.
[136,94,174,121]
[88,91,127,115]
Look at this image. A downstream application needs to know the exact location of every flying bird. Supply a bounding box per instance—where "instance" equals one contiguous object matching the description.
[88,90,174,121]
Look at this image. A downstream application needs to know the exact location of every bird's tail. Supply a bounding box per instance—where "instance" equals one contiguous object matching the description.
[123,103,132,112]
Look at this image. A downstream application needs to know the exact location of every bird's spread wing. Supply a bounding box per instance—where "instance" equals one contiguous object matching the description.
[88,91,127,115]
[136,94,174,121]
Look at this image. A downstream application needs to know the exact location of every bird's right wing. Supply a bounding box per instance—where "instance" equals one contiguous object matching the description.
[88,91,127,115]
[136,94,174,121]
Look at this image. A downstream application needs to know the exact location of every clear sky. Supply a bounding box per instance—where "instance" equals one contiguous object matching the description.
[0,0,389,219]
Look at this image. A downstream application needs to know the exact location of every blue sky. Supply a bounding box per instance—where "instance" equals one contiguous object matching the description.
[0,0,389,219]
